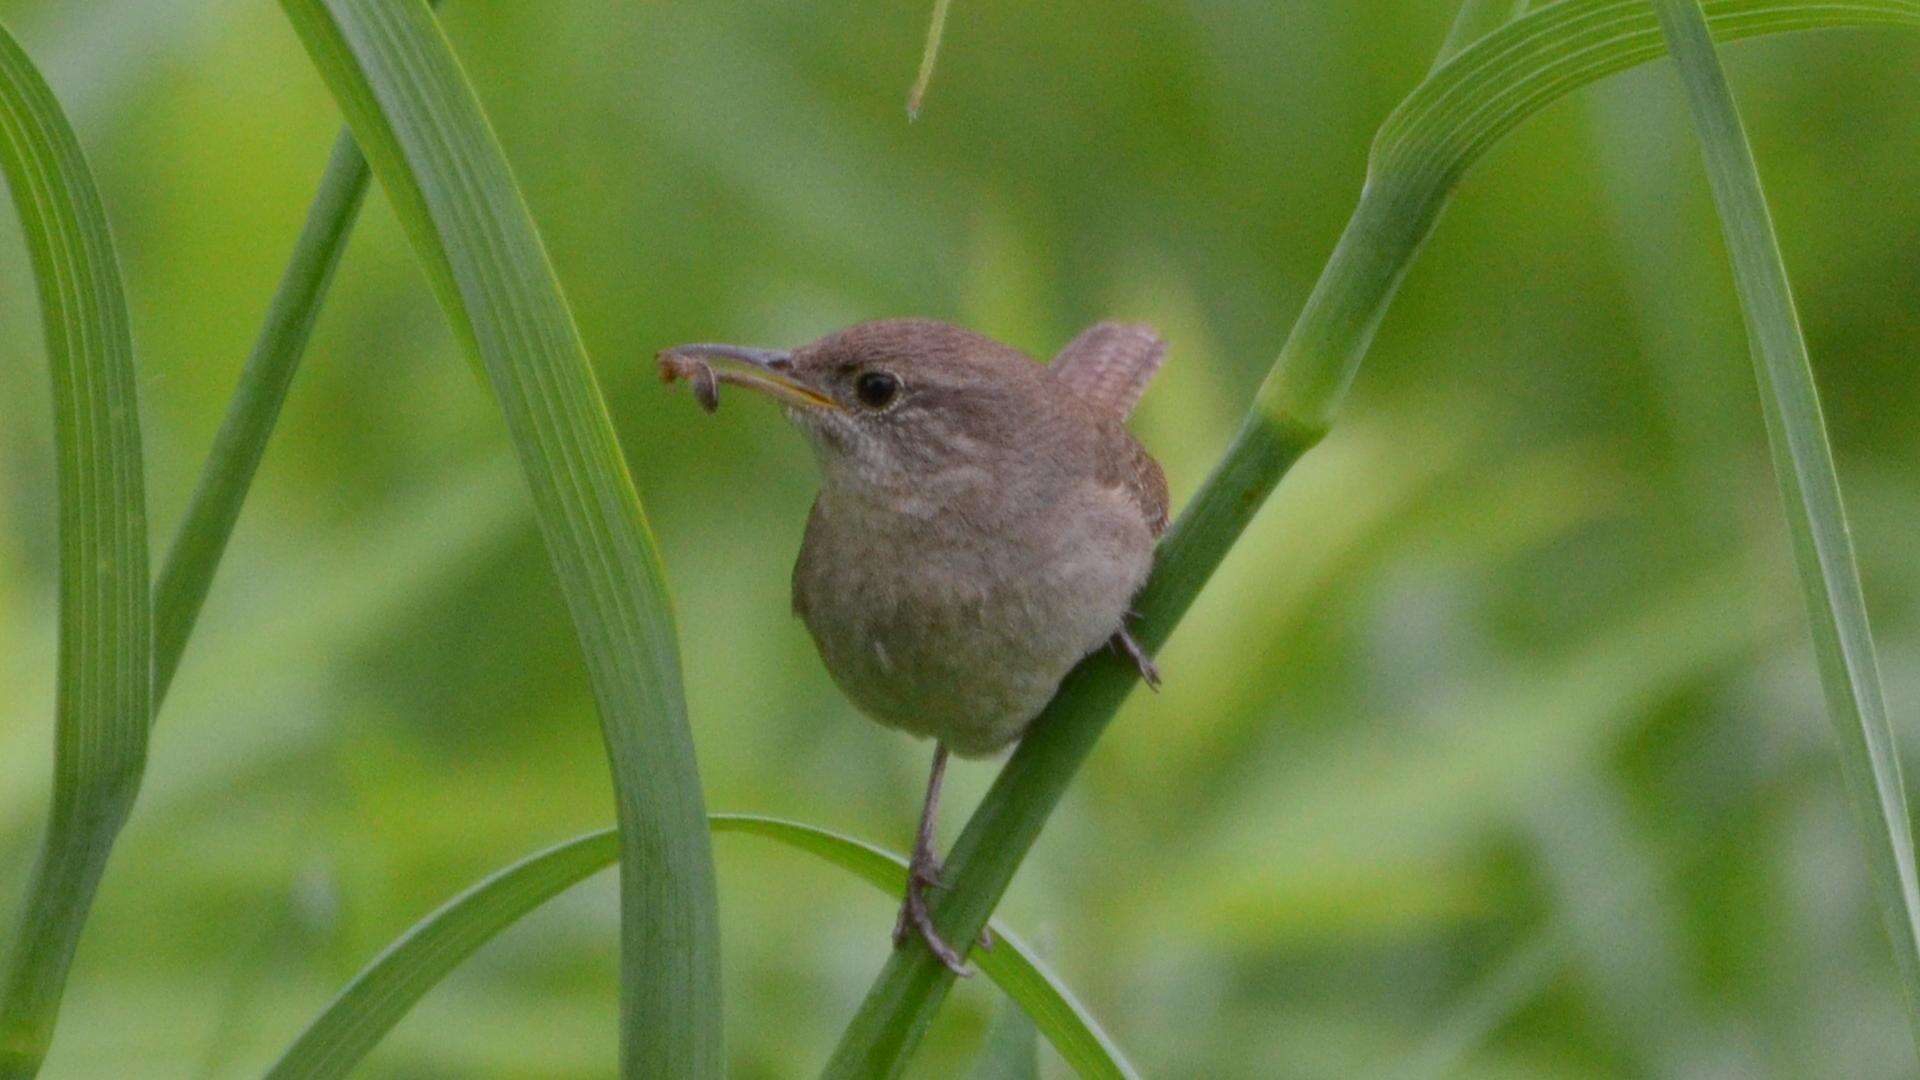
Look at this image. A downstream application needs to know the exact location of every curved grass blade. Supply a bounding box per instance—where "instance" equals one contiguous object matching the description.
[1377,0,1920,192]
[264,816,1134,1080]
[1263,0,1920,430]
[274,1,721,1074]
[264,830,621,1080]
[0,20,151,1078]
[824,2,1920,1073]
[1652,0,1920,1053]
[1434,0,1533,70]
[709,815,1137,1080]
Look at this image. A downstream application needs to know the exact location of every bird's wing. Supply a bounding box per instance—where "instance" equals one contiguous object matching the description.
[1127,434,1171,537]
[1049,321,1166,421]
[1092,422,1170,537]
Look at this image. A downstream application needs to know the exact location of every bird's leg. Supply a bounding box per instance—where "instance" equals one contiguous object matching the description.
[893,743,977,975]
[1111,626,1161,690]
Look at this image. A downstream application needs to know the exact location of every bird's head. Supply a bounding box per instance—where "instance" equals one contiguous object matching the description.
[660,319,1054,494]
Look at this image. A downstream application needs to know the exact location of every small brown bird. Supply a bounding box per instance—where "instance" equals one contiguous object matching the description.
[660,318,1167,972]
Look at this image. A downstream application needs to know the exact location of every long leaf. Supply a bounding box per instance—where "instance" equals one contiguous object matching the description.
[1652,0,1920,1054]
[264,830,620,1080]
[151,0,451,709]
[823,1,1920,1073]
[264,816,1134,1080]
[149,129,369,707]
[0,20,151,1079]
[274,1,721,1074]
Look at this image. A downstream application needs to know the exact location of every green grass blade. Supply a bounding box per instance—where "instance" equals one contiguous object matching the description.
[907,0,955,119]
[823,2,1920,1073]
[274,1,721,1074]
[1435,0,1533,70]
[0,20,151,1079]
[1651,0,1920,1053]
[153,2,451,711]
[149,130,368,708]
[263,830,622,1080]
[1263,0,1920,430]
[264,816,1133,1080]
[1378,0,1920,191]
[710,815,1138,1080]
[968,999,1039,1080]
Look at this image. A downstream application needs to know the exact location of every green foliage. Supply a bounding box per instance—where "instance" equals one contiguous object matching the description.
[0,20,150,1077]
[264,816,1132,1080]
[1651,0,1920,1053]
[274,0,720,1074]
[3,0,1919,1076]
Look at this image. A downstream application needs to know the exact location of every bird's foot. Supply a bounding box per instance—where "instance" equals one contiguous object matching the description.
[892,855,976,975]
[1112,627,1161,690]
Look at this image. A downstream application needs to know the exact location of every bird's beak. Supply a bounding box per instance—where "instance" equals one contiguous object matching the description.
[657,343,842,412]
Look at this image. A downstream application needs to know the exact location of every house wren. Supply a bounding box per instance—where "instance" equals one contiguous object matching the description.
[659,318,1167,972]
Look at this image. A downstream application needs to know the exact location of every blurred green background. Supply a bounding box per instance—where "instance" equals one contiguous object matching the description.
[2,1,1918,1076]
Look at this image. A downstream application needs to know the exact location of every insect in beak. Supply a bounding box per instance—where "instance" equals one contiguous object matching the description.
[657,343,841,414]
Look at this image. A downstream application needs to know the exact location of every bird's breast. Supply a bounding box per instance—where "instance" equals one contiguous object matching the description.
[791,477,1154,756]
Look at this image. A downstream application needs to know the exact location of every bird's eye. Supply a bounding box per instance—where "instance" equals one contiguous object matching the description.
[854,370,901,410]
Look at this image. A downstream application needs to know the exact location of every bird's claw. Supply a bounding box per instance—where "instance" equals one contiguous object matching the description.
[893,857,976,976]
[1112,628,1161,690]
